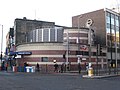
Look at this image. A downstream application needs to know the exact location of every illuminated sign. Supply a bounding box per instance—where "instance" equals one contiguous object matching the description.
[17,51,32,55]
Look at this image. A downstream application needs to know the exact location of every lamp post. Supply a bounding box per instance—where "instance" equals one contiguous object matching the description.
[86,19,93,63]
[77,16,82,74]
[66,29,69,71]
[88,26,92,62]
[0,25,3,69]
[77,16,81,51]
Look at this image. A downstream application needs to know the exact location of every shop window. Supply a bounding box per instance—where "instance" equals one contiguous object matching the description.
[41,57,48,62]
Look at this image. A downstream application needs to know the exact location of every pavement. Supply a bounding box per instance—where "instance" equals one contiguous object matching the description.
[54,70,120,79]
[67,70,120,79]
[82,74,120,79]
[3,69,120,79]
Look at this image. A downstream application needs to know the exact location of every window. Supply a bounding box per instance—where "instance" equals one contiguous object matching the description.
[115,16,119,27]
[43,29,49,42]
[106,27,110,34]
[106,12,110,24]
[106,16,110,24]
[41,57,48,62]
[116,26,119,47]
[111,14,115,25]
[83,51,89,55]
[92,52,96,56]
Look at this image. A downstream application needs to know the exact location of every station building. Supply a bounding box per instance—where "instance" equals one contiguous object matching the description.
[14,26,105,72]
[6,12,111,72]
[7,17,104,72]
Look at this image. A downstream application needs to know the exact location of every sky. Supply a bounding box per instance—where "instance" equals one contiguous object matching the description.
[0,0,120,53]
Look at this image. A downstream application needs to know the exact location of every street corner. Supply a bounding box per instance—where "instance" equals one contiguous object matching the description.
[82,74,120,79]
[82,75,95,79]
[82,75,108,79]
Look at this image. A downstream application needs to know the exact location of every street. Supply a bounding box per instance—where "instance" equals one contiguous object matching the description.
[0,72,120,90]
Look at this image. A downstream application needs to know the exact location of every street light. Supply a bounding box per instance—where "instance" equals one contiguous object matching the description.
[0,24,3,69]
[77,16,82,51]
[86,19,93,62]
[66,31,69,68]
[77,16,82,74]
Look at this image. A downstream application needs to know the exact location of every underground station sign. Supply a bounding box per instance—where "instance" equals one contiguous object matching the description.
[17,51,32,55]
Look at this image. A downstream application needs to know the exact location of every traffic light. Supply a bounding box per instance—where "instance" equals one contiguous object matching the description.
[100,45,102,55]
[63,54,66,59]
[97,44,102,56]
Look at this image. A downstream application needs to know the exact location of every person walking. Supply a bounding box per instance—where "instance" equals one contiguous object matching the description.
[78,63,81,74]
[36,63,40,72]
[54,63,59,73]
[61,63,64,73]
[5,62,8,71]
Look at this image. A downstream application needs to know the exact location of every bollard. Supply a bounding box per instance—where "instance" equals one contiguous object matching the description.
[88,67,93,77]
[13,66,17,72]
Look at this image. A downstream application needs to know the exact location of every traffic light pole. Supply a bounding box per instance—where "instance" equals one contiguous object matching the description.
[0,25,3,70]
[77,16,81,74]
[88,26,92,62]
[65,29,69,71]
[96,44,99,75]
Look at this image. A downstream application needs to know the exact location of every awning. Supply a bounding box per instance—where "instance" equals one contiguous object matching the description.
[9,51,32,56]
[17,51,32,55]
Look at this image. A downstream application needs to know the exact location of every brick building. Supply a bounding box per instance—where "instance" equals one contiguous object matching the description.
[13,26,106,72]
[72,8,120,67]
[8,18,101,72]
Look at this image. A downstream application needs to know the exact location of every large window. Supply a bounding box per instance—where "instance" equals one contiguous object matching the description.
[115,16,119,27]
[115,16,119,47]
[106,12,111,46]
[111,14,115,25]
[106,12,120,47]
[43,29,49,42]
[106,12,110,24]
[41,57,48,62]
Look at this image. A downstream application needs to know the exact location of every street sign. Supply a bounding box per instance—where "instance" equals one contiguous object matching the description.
[86,19,93,27]
[17,51,32,55]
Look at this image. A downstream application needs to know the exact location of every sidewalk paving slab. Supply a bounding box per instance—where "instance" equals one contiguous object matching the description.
[82,74,120,79]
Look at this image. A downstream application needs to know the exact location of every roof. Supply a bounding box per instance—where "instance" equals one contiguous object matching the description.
[15,17,55,24]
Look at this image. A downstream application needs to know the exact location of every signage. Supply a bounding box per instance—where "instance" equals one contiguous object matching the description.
[17,51,32,55]
[86,19,93,27]
[80,45,88,51]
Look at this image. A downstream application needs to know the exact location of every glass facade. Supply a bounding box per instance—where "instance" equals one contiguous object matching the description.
[106,12,120,47]
[106,11,120,63]
[27,27,63,43]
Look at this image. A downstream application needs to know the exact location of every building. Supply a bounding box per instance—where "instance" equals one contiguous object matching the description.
[7,16,99,72]
[63,27,106,70]
[14,17,55,45]
[6,15,109,72]
[72,8,120,67]
[14,27,98,72]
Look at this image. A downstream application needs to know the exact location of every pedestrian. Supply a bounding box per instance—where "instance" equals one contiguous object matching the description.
[67,62,71,71]
[36,63,40,72]
[78,63,81,74]
[2,61,5,71]
[5,62,8,71]
[61,63,64,73]
[24,62,27,72]
[86,63,89,71]
[54,63,59,72]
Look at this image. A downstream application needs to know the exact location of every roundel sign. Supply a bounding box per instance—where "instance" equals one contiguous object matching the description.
[86,19,93,27]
